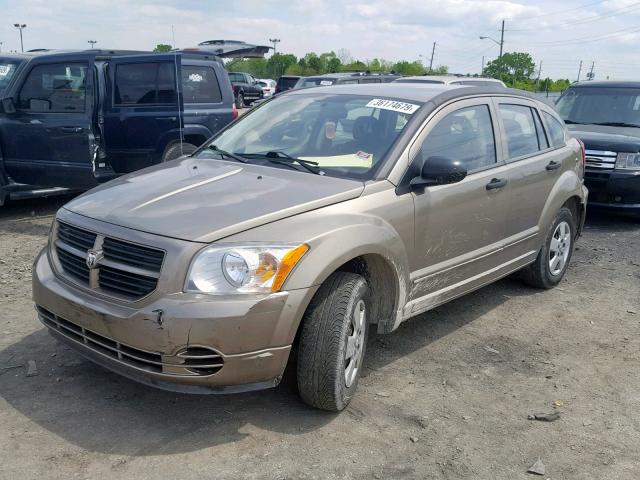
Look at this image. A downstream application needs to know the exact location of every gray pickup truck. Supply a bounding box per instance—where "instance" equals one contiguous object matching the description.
[33,84,587,411]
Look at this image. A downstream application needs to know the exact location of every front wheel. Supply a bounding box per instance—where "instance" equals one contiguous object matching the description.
[235,93,245,109]
[162,142,198,163]
[297,272,369,411]
[522,206,575,289]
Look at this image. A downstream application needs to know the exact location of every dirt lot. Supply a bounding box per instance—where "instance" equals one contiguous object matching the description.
[0,196,638,480]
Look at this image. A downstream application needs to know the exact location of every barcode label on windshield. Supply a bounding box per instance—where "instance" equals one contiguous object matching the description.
[366,99,419,114]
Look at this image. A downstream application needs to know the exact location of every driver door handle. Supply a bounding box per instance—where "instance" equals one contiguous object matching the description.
[546,160,562,171]
[60,126,83,133]
[486,177,508,190]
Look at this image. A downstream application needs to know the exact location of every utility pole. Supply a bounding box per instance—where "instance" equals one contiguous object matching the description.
[481,55,485,74]
[499,19,505,58]
[588,61,595,80]
[535,60,543,91]
[13,24,26,52]
[428,42,436,72]
[577,60,583,82]
[269,38,281,55]
[0,42,3,53]
[87,40,97,49]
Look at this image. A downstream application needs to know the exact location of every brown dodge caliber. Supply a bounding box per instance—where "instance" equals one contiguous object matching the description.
[33,84,588,411]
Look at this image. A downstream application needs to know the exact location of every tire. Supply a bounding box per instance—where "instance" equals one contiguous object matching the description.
[235,93,245,109]
[522,206,576,289]
[162,142,198,163]
[297,272,370,412]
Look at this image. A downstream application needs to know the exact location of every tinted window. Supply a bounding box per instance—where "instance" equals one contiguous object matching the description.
[499,104,541,159]
[360,78,381,84]
[417,104,496,171]
[228,73,244,83]
[277,77,299,90]
[542,111,566,147]
[115,63,176,105]
[556,87,640,126]
[182,66,222,103]
[18,63,87,112]
[0,58,24,95]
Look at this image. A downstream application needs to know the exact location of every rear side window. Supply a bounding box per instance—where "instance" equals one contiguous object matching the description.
[499,104,542,159]
[18,63,87,112]
[115,63,177,105]
[542,111,566,147]
[417,104,497,172]
[182,66,222,103]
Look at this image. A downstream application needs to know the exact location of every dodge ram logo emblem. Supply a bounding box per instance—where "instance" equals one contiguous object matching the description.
[86,249,103,269]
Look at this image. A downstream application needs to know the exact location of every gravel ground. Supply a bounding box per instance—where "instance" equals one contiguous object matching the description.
[0,196,639,480]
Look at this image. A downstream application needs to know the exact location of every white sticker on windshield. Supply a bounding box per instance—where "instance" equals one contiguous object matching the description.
[320,80,334,86]
[366,98,420,114]
[0,65,10,77]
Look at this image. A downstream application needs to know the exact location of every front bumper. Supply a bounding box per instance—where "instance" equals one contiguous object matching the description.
[585,168,640,212]
[33,248,318,394]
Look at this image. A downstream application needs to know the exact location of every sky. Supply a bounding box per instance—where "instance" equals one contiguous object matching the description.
[1,0,639,80]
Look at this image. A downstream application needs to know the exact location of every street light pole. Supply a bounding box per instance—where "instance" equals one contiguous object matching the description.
[479,20,504,59]
[88,40,97,49]
[268,38,280,55]
[13,24,27,52]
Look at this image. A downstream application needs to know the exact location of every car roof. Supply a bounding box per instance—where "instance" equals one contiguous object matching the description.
[286,82,543,105]
[2,49,151,59]
[569,80,640,88]
[397,75,504,84]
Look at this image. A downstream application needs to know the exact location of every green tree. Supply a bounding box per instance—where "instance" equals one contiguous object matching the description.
[153,44,173,53]
[483,52,535,85]
[392,60,424,76]
[267,53,297,77]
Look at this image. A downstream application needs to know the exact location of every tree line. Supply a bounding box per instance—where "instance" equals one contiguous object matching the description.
[153,45,571,92]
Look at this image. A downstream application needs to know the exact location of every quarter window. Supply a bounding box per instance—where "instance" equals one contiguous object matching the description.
[417,104,497,171]
[115,63,177,105]
[499,104,541,159]
[182,66,222,103]
[542,111,567,147]
[18,63,87,112]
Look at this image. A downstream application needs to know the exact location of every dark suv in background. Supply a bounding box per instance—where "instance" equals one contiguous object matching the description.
[0,49,237,205]
[557,81,640,216]
[227,71,263,108]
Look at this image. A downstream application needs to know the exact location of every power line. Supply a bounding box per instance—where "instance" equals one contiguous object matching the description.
[510,24,640,46]
[511,0,607,22]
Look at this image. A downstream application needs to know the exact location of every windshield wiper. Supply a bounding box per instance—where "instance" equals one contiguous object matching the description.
[563,119,587,125]
[206,145,249,163]
[243,151,324,175]
[592,122,640,128]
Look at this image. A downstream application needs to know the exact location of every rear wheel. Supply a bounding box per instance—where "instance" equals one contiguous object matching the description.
[522,207,575,289]
[162,142,197,163]
[297,272,369,412]
[235,93,245,109]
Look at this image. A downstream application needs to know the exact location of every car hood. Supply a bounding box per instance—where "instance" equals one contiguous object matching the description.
[567,124,640,152]
[63,157,365,243]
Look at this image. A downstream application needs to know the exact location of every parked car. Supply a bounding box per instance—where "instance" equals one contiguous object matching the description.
[0,49,237,205]
[295,72,400,89]
[228,71,263,108]
[33,84,587,411]
[556,81,640,216]
[275,75,302,94]
[257,78,276,97]
[185,40,271,58]
[393,75,507,87]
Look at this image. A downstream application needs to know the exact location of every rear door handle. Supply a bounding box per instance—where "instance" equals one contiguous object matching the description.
[60,126,83,133]
[546,160,562,171]
[156,117,177,122]
[486,178,508,190]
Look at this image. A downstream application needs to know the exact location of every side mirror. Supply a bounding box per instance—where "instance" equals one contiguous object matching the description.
[1,98,16,114]
[410,156,467,187]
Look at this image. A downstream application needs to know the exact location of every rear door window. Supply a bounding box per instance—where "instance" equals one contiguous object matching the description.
[17,63,88,112]
[418,104,497,172]
[499,104,542,160]
[182,66,222,103]
[115,62,177,105]
[542,111,567,147]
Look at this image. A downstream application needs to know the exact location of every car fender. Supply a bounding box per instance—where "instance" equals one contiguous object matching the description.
[154,124,213,158]
[538,168,585,235]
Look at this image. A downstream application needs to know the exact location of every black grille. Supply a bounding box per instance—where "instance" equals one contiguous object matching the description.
[102,237,164,272]
[37,306,225,376]
[98,265,158,298]
[37,306,163,373]
[58,222,97,251]
[56,246,90,282]
[55,221,165,301]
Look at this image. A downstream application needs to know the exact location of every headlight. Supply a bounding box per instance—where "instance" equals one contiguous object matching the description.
[185,244,309,294]
[615,152,640,170]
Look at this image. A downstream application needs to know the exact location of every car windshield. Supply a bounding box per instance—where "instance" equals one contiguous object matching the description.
[556,87,640,126]
[0,58,24,95]
[195,93,421,180]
